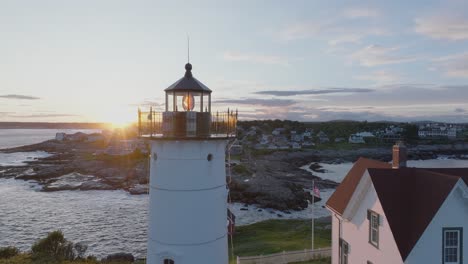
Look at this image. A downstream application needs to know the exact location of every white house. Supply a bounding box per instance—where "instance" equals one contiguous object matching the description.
[55,132,66,141]
[348,134,366,144]
[326,143,468,264]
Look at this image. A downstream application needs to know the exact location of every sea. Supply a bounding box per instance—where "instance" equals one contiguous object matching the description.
[0,129,467,258]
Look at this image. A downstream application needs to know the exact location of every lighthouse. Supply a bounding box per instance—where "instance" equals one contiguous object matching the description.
[138,62,237,264]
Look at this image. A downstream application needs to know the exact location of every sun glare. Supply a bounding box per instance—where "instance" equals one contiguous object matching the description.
[98,106,136,129]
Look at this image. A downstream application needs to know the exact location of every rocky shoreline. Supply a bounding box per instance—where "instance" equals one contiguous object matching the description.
[1,139,468,211]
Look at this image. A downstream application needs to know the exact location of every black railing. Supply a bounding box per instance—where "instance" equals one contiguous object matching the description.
[138,109,237,138]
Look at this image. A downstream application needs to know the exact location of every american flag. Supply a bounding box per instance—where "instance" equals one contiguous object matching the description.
[313,184,320,198]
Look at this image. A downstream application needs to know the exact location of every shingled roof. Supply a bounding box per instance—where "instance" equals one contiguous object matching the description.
[326,157,391,215]
[165,63,212,93]
[326,159,468,261]
[368,168,460,260]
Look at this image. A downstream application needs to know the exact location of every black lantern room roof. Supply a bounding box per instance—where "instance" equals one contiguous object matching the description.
[164,63,212,93]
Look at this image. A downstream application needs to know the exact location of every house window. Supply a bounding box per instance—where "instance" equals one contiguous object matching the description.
[443,228,463,264]
[339,238,349,264]
[367,210,380,248]
[163,259,175,264]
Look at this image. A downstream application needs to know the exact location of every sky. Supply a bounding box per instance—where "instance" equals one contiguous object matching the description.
[1,0,468,124]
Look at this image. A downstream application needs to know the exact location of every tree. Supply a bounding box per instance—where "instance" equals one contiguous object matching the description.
[31,230,86,262]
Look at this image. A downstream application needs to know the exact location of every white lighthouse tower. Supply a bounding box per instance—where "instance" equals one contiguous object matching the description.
[138,62,237,264]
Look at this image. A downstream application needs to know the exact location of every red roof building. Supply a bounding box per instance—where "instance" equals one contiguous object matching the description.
[326,143,468,264]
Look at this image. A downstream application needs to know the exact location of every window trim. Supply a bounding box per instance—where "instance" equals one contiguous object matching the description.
[367,210,380,248]
[339,238,349,264]
[442,227,463,264]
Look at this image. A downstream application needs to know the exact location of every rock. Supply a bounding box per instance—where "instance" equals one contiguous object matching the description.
[42,172,113,192]
[80,180,114,191]
[277,214,283,217]
[101,252,134,263]
[128,184,149,195]
[240,208,248,211]
[308,162,326,173]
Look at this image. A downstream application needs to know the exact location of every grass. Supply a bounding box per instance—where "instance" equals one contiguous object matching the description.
[229,219,331,263]
[1,219,331,264]
[289,257,331,264]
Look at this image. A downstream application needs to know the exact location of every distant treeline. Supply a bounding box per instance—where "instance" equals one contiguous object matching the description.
[0,122,112,129]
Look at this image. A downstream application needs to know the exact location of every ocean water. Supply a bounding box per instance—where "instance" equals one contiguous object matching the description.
[0,129,100,149]
[1,129,468,258]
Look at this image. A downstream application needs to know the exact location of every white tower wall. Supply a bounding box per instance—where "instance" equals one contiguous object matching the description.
[147,139,229,264]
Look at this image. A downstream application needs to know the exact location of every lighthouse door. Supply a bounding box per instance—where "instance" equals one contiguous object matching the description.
[163,259,174,264]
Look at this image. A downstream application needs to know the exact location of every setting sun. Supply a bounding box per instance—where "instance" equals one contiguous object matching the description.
[97,105,136,128]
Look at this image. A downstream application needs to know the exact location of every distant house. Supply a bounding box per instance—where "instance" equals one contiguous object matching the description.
[272,128,286,136]
[55,132,66,141]
[326,143,468,264]
[418,123,458,139]
[348,134,365,144]
[291,142,301,149]
[290,131,303,142]
[317,131,329,143]
[355,131,375,138]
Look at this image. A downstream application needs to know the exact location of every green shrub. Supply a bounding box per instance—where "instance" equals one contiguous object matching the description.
[232,164,251,176]
[0,246,19,259]
[31,230,86,262]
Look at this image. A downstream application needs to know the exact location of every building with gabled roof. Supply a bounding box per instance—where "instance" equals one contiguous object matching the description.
[326,143,468,264]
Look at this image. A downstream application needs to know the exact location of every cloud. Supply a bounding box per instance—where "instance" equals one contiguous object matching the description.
[415,15,468,40]
[230,84,468,122]
[254,88,374,97]
[354,70,401,84]
[215,98,297,107]
[350,45,418,67]
[455,108,466,113]
[343,7,381,19]
[0,94,40,100]
[432,52,468,78]
[223,51,290,66]
[277,8,388,45]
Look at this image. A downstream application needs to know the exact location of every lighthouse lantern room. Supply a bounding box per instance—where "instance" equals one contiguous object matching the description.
[138,62,237,264]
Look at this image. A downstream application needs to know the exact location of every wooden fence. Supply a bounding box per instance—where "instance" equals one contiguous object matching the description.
[236,247,331,264]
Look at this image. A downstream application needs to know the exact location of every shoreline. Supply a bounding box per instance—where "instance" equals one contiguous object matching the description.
[1,139,468,211]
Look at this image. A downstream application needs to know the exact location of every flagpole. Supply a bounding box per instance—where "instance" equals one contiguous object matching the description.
[312,179,315,251]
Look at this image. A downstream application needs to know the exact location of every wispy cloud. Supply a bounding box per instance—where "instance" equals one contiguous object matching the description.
[230,84,468,122]
[432,52,468,78]
[415,15,468,40]
[350,45,418,67]
[0,94,40,100]
[354,70,401,84]
[254,88,374,97]
[215,98,297,107]
[278,7,388,45]
[223,51,291,66]
[343,7,381,19]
